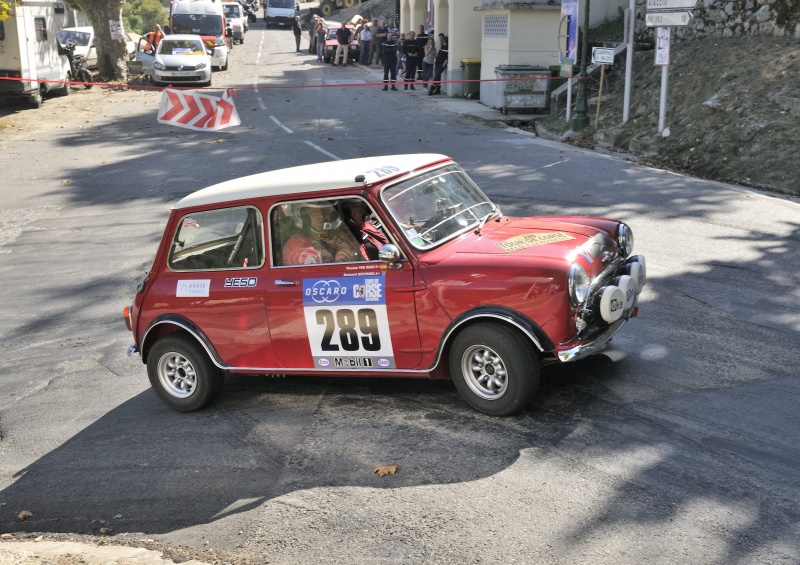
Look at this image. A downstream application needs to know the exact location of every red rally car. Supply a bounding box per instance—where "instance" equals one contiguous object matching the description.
[123,154,646,416]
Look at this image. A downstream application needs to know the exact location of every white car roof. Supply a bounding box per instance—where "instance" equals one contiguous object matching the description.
[174,154,450,210]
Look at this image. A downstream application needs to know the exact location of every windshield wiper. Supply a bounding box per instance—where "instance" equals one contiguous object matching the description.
[474,206,499,235]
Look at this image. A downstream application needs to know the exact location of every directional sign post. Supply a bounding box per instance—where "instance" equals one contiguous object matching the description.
[646,0,698,9]
[645,11,693,27]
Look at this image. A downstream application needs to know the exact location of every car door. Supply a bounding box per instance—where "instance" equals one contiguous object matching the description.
[135,36,155,76]
[263,199,422,372]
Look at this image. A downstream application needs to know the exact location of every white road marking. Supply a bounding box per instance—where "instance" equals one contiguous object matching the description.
[256,30,267,110]
[270,115,293,134]
[304,141,341,161]
[542,159,571,169]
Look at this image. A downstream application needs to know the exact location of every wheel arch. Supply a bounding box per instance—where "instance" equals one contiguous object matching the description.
[431,306,555,377]
[141,315,226,369]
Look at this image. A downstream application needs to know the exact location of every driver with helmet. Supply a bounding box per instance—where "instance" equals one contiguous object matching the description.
[283,201,367,265]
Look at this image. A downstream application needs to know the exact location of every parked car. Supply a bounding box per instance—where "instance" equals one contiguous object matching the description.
[56,26,137,67]
[322,23,358,64]
[123,154,646,416]
[222,2,247,43]
[135,34,212,87]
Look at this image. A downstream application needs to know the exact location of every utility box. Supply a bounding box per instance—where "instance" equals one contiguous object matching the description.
[494,65,551,114]
[461,59,481,99]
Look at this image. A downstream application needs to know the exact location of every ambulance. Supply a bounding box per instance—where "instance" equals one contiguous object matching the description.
[169,0,231,70]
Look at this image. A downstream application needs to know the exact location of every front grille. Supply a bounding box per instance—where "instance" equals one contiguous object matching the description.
[164,65,200,71]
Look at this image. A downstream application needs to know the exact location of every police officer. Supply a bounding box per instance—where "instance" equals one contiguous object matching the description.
[381,32,399,91]
[403,32,420,90]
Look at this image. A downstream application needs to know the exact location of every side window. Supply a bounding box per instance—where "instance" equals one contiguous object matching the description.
[270,199,374,267]
[34,18,47,42]
[169,206,264,271]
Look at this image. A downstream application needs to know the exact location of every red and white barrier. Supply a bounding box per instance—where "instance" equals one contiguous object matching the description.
[157,88,241,131]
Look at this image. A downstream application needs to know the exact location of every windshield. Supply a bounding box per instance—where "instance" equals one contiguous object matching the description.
[57,29,91,46]
[381,164,499,250]
[223,5,241,18]
[269,0,295,8]
[171,14,222,36]
[158,39,206,55]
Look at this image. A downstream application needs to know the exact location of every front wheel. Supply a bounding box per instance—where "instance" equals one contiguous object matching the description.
[449,323,539,416]
[80,69,93,89]
[147,334,224,412]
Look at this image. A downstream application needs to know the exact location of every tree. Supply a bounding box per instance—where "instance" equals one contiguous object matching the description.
[68,0,129,80]
[123,0,168,35]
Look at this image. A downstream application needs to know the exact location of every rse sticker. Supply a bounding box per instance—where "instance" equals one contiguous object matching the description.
[177,279,210,297]
[302,276,395,369]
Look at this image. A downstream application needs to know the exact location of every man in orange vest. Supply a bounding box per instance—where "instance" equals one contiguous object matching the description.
[144,24,164,52]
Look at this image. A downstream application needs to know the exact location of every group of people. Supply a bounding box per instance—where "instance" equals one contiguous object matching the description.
[303,15,449,95]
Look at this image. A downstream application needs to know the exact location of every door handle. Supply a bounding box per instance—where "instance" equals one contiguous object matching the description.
[275,280,299,286]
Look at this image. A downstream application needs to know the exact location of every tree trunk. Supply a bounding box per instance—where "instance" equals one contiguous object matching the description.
[73,0,128,81]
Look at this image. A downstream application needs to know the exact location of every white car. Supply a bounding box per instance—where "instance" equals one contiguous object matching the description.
[136,34,212,87]
[57,26,137,67]
[222,2,247,43]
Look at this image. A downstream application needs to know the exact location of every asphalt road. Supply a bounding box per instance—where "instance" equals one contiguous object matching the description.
[1,18,799,565]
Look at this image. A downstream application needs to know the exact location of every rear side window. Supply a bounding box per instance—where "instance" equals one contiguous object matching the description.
[34,18,47,42]
[168,206,264,271]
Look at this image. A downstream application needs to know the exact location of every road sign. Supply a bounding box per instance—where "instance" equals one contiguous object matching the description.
[645,11,693,27]
[592,47,615,65]
[157,88,241,131]
[646,0,698,10]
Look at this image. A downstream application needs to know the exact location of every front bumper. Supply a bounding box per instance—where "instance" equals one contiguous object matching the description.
[153,69,211,84]
[556,316,628,362]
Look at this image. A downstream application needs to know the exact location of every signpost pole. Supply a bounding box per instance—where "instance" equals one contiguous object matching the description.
[659,62,669,133]
[595,64,605,128]
[622,0,635,123]
[571,0,591,132]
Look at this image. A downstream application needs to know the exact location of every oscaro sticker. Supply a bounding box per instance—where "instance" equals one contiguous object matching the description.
[177,279,210,297]
[496,231,576,253]
[224,277,258,288]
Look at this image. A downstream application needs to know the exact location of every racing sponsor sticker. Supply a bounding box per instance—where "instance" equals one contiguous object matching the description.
[177,279,210,297]
[224,277,258,288]
[302,276,395,369]
[496,231,576,252]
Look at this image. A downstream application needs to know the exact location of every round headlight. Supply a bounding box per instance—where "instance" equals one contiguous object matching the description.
[618,223,634,257]
[569,263,591,305]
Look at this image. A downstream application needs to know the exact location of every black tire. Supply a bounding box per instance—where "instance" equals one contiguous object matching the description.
[448,323,539,416]
[28,87,43,108]
[221,57,229,71]
[343,0,354,6]
[80,69,93,89]
[320,0,334,17]
[147,334,224,412]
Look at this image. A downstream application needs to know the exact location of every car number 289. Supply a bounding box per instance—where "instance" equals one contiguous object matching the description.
[316,308,381,351]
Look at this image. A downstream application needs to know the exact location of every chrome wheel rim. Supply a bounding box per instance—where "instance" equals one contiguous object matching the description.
[157,352,197,399]
[461,345,508,400]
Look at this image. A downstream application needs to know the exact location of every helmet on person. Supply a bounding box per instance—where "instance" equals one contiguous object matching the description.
[65,39,76,48]
[295,201,342,231]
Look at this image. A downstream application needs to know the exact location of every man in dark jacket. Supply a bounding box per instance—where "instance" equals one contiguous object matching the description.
[381,32,398,91]
[415,25,428,80]
[429,35,448,95]
[291,16,302,52]
[334,25,352,66]
[403,33,420,90]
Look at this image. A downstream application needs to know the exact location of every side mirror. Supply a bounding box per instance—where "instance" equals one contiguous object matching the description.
[378,244,402,266]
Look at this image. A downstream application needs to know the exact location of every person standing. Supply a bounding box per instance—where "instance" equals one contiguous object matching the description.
[429,35,448,95]
[333,25,352,66]
[308,14,319,54]
[421,37,436,89]
[372,20,388,65]
[144,24,164,52]
[358,23,371,65]
[415,25,428,81]
[381,32,398,91]
[291,16,302,52]
[314,19,326,62]
[403,32,420,90]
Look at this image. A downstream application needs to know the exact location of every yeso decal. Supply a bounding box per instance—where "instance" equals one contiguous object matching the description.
[224,277,257,288]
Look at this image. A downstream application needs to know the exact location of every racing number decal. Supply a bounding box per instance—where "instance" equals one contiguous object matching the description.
[302,277,395,369]
[316,308,381,352]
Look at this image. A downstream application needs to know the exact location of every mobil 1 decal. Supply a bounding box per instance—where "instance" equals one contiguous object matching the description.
[302,276,395,370]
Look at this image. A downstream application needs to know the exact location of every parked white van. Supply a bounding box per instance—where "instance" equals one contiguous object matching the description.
[0,0,71,107]
[170,0,231,71]
[221,2,246,44]
[264,0,296,28]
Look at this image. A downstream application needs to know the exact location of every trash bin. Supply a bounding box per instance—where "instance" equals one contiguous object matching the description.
[461,59,481,99]
[494,65,550,114]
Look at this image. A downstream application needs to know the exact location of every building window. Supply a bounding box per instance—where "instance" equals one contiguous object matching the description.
[34,18,47,42]
[483,15,508,39]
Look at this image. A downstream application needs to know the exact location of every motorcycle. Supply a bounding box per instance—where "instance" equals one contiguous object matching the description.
[63,40,93,90]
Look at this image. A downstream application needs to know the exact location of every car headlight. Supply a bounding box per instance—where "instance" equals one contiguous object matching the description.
[215,37,225,46]
[153,62,166,70]
[618,223,634,257]
[569,263,591,306]
[196,62,207,70]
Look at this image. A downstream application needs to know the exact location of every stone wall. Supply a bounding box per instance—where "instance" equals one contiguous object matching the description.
[635,0,800,39]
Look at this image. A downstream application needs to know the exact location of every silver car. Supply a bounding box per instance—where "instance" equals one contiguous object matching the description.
[136,34,212,87]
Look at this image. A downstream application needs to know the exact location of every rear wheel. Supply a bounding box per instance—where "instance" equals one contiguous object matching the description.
[343,0,355,6]
[59,72,71,97]
[448,323,539,416]
[28,87,43,108]
[147,334,224,412]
